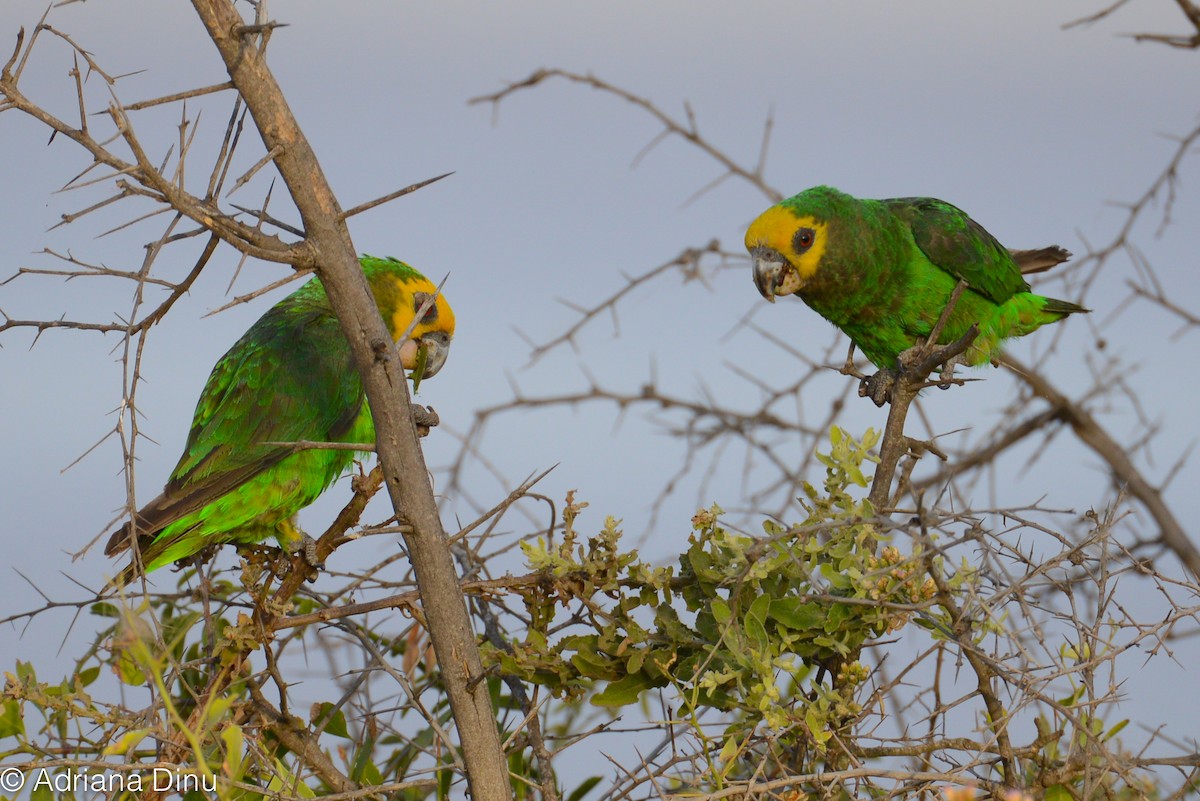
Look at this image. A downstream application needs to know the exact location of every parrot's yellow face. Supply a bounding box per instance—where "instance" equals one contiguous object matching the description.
[383,274,456,382]
[745,205,829,302]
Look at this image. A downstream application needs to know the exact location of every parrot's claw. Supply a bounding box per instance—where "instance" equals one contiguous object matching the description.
[937,355,963,389]
[411,404,440,437]
[861,343,969,406]
[859,369,898,407]
[283,534,323,583]
[301,535,322,570]
[860,345,930,406]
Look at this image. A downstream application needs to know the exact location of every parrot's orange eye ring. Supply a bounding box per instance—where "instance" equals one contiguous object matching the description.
[413,292,439,324]
[792,227,816,254]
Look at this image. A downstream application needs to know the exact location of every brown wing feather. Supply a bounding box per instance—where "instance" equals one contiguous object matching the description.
[103,451,291,556]
[1009,246,1072,275]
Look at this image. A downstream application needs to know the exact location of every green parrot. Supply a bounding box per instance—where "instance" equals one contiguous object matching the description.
[745,186,1087,377]
[104,255,455,587]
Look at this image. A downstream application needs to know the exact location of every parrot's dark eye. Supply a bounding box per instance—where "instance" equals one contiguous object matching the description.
[793,227,816,254]
[413,293,439,324]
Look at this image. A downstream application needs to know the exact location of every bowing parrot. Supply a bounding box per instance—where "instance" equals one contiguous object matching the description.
[104,255,454,586]
[745,186,1086,381]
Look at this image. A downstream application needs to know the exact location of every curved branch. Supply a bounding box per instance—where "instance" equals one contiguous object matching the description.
[0,73,297,264]
[1003,354,1199,581]
[470,68,781,203]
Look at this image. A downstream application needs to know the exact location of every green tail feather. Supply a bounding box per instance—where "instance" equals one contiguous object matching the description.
[966,293,1088,366]
[1041,296,1089,318]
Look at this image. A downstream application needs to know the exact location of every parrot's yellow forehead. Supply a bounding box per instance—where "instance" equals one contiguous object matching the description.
[744,206,828,281]
[387,275,456,341]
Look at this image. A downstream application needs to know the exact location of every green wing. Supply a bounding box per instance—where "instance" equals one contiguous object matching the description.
[886,197,1030,304]
[114,298,365,547]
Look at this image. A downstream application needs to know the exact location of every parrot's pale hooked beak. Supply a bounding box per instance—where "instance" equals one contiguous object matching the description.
[417,330,451,378]
[750,248,790,303]
[399,330,452,379]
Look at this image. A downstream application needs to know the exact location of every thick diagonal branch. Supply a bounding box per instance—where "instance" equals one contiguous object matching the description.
[188,3,509,799]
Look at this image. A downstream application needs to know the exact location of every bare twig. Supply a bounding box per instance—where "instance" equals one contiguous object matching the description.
[470,68,781,203]
[338,171,453,220]
[1002,354,1199,581]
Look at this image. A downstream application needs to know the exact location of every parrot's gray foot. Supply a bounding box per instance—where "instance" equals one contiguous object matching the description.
[937,355,963,389]
[411,404,440,437]
[860,344,936,406]
[287,534,323,583]
[279,526,322,582]
[858,329,979,407]
[298,534,322,570]
[859,368,898,407]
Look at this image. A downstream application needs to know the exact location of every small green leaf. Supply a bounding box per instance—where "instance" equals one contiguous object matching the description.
[745,594,771,647]
[717,734,741,765]
[769,599,824,631]
[592,672,660,707]
[820,564,853,590]
[747,593,771,626]
[267,758,316,798]
[569,638,619,680]
[30,777,55,801]
[687,547,715,581]
[89,601,121,618]
[358,757,383,786]
[0,698,24,738]
[115,650,147,687]
[565,776,602,801]
[310,702,350,738]
[410,341,429,394]
[206,695,234,724]
[221,724,245,780]
[102,728,150,756]
[823,603,853,632]
[350,734,377,784]
[1044,785,1072,801]
[1104,718,1129,741]
[805,707,833,746]
[653,604,696,640]
[711,598,732,625]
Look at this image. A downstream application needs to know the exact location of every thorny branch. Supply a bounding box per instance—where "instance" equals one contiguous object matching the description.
[1002,353,1200,582]
[470,68,783,205]
[4,3,1200,801]
[441,26,1199,798]
[454,59,1198,575]
[1065,0,1200,48]
[517,239,737,365]
[867,324,979,512]
[2,3,520,799]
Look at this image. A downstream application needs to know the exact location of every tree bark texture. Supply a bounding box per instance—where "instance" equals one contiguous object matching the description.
[189,2,510,797]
